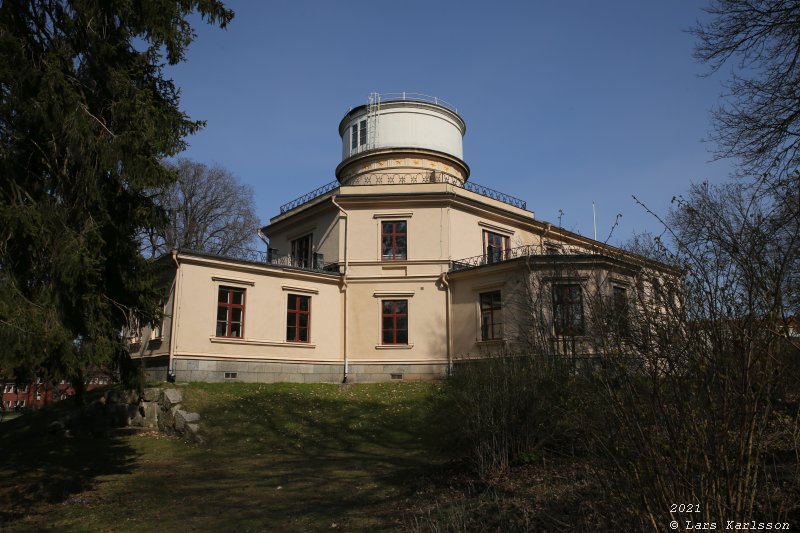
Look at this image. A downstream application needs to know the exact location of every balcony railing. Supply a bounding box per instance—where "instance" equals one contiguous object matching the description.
[370,92,459,114]
[278,171,527,214]
[450,245,556,272]
[278,180,340,214]
[181,243,340,275]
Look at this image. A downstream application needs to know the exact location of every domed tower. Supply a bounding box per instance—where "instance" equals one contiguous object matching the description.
[336,93,469,184]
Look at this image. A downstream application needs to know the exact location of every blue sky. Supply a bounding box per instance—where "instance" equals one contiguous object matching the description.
[167,0,734,246]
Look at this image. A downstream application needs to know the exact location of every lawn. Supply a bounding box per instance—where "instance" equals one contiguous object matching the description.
[0,382,451,532]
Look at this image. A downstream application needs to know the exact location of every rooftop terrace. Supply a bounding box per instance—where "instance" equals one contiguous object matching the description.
[278,171,528,215]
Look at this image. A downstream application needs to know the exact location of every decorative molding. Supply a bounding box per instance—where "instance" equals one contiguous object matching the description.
[372,291,415,298]
[372,212,414,219]
[212,276,255,286]
[374,344,415,350]
[209,337,316,348]
[478,221,514,235]
[281,285,319,295]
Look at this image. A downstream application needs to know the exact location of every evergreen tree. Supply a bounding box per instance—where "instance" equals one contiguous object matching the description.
[0,0,233,394]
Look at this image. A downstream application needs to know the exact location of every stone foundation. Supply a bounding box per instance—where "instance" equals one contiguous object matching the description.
[138,356,169,381]
[164,358,448,384]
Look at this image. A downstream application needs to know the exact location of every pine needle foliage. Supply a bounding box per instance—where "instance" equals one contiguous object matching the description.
[0,0,233,391]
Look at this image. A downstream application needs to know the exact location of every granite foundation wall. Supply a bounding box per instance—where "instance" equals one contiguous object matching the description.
[138,356,169,382]
[171,358,448,384]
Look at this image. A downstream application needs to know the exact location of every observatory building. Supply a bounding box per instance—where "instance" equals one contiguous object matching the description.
[132,94,674,383]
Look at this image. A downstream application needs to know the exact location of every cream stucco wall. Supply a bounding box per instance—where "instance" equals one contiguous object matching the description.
[267,206,342,265]
[170,255,343,363]
[129,86,684,384]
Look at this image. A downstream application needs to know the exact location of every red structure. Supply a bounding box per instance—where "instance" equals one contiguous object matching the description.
[1,372,112,412]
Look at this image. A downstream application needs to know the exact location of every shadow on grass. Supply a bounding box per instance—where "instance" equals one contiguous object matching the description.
[125,382,451,531]
[0,392,138,527]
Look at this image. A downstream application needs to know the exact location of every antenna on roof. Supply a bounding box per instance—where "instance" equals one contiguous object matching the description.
[592,202,597,241]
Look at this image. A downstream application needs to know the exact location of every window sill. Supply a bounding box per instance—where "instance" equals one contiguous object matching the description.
[209,337,316,348]
[375,344,414,350]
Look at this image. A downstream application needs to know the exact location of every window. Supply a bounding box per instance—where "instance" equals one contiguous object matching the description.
[479,291,503,341]
[484,231,510,264]
[351,120,367,150]
[611,286,629,335]
[291,234,312,268]
[652,278,664,305]
[216,286,245,338]
[382,300,408,345]
[35,391,42,401]
[150,321,163,340]
[18,385,28,393]
[359,119,367,146]
[3,384,13,394]
[381,221,407,261]
[553,284,584,336]
[286,294,311,342]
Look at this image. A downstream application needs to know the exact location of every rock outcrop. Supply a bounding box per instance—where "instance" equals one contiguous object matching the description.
[58,386,204,444]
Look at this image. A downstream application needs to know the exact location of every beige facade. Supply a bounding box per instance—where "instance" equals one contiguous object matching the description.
[132,95,676,383]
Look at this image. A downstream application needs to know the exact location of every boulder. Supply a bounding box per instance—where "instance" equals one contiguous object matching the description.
[185,423,205,444]
[128,402,144,427]
[105,389,136,405]
[174,410,200,432]
[160,388,182,407]
[48,420,65,434]
[142,401,158,428]
[142,387,162,402]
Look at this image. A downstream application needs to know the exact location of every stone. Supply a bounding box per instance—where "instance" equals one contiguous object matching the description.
[128,402,144,427]
[174,410,200,432]
[142,387,162,402]
[48,420,65,433]
[105,389,136,404]
[142,401,158,428]
[160,388,182,407]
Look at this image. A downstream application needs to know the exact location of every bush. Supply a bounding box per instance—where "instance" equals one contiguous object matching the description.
[441,351,583,477]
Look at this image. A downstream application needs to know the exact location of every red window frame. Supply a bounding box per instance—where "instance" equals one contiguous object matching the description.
[479,291,503,341]
[216,286,246,338]
[381,300,408,345]
[286,294,311,342]
[381,221,407,261]
[484,230,510,263]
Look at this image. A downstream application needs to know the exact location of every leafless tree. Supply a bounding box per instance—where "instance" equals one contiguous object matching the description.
[692,1,800,182]
[143,158,261,258]
[585,182,800,530]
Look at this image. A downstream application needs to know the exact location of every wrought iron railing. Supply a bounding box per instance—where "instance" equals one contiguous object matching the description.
[278,171,527,214]
[450,245,553,272]
[181,244,341,275]
[278,180,340,213]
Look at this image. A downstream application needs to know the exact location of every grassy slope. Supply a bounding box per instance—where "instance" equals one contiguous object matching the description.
[0,382,448,532]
